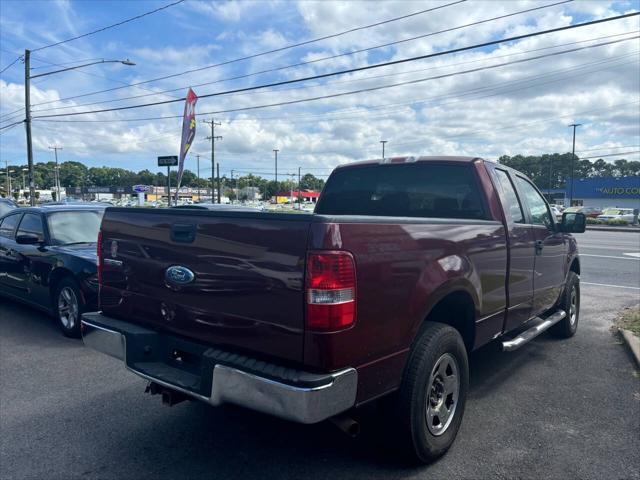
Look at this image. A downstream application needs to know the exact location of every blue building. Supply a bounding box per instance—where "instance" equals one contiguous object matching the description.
[566,176,640,209]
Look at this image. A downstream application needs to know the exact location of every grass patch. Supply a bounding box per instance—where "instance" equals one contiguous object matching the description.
[616,305,640,337]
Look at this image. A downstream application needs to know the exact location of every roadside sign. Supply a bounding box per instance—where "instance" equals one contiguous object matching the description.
[158,156,178,167]
[133,185,151,193]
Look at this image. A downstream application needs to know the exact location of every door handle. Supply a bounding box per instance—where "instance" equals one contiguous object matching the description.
[535,240,544,255]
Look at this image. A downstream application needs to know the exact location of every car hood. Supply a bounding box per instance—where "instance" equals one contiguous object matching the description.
[52,243,97,262]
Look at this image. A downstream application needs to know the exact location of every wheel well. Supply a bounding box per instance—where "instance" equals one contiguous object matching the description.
[49,268,74,303]
[423,291,476,351]
[570,258,580,275]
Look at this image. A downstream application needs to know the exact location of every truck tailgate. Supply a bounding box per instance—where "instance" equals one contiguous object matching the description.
[99,208,312,363]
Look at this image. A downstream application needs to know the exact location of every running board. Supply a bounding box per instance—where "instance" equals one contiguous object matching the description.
[501,310,566,352]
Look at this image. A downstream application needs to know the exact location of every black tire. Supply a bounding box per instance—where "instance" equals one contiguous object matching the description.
[391,322,469,463]
[550,271,580,338]
[53,277,84,338]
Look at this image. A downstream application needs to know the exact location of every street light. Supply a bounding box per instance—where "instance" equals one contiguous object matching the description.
[24,53,135,205]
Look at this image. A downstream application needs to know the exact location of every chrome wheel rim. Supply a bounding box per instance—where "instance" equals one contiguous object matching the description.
[426,353,460,436]
[58,287,78,330]
[569,287,578,326]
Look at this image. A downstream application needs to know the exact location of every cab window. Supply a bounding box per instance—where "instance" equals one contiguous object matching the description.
[17,213,45,242]
[0,213,22,239]
[515,176,553,228]
[494,169,524,223]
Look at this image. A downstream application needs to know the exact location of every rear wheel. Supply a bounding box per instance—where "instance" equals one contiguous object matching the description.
[54,278,84,338]
[391,322,469,463]
[550,271,579,338]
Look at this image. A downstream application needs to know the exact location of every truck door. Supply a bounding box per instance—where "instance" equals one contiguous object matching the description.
[491,168,535,332]
[514,176,566,317]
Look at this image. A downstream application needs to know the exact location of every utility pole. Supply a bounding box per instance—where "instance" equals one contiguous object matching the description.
[196,154,200,201]
[298,166,301,208]
[4,161,14,198]
[568,123,582,206]
[380,140,388,159]
[203,119,222,203]
[547,156,552,198]
[24,49,35,205]
[216,163,221,204]
[231,169,234,203]
[273,149,279,183]
[49,145,62,202]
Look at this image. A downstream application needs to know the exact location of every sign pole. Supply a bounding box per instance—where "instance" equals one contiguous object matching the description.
[167,166,170,204]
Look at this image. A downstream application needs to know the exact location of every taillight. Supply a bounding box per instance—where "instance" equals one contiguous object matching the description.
[97,230,103,287]
[306,251,356,331]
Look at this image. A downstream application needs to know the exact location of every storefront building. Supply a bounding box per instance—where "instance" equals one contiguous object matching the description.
[567,176,640,209]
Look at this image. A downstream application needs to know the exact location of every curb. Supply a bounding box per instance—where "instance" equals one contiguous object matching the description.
[620,329,640,368]
[586,226,640,233]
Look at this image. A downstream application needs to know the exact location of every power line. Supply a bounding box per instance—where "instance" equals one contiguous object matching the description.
[29,0,571,110]
[31,30,640,122]
[0,119,23,131]
[30,52,637,138]
[0,55,23,75]
[28,0,468,108]
[576,145,640,153]
[30,28,637,116]
[31,0,186,52]
[578,151,640,159]
[0,120,23,135]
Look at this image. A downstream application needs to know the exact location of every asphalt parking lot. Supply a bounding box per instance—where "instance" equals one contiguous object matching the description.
[1,230,639,480]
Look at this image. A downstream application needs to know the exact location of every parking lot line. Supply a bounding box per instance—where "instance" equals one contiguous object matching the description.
[582,282,640,290]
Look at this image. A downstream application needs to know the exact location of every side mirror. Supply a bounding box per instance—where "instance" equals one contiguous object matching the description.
[15,233,42,245]
[560,212,586,233]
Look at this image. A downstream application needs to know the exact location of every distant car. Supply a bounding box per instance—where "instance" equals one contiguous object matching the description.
[564,206,602,218]
[550,206,563,222]
[0,204,105,337]
[597,208,635,222]
[0,197,17,216]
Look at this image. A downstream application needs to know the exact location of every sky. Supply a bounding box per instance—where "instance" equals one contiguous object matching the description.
[0,0,639,180]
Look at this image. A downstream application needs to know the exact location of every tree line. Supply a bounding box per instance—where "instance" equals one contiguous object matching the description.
[498,154,639,190]
[2,154,638,199]
[1,160,326,200]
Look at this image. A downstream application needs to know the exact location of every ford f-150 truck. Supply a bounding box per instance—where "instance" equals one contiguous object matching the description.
[81,156,586,462]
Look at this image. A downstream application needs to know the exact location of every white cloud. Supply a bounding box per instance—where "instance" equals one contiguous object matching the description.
[1,0,639,175]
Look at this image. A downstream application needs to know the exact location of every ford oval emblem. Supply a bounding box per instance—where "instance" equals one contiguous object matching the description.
[165,265,195,286]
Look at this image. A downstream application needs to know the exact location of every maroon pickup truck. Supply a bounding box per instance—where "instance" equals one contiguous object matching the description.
[81,156,586,462]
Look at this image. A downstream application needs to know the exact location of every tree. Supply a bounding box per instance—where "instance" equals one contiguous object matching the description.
[299,173,325,191]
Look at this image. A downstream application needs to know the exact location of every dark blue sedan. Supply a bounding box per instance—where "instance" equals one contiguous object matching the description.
[0,204,105,337]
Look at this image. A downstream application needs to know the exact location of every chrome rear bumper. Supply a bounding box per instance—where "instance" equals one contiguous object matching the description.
[82,313,357,424]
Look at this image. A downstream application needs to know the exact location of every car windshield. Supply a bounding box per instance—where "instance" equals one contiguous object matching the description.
[47,210,104,245]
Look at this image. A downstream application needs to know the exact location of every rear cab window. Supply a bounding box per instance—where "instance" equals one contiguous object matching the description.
[315,162,487,219]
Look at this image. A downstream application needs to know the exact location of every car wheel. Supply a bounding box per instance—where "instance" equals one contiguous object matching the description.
[550,271,579,338]
[391,322,469,463]
[54,278,84,338]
